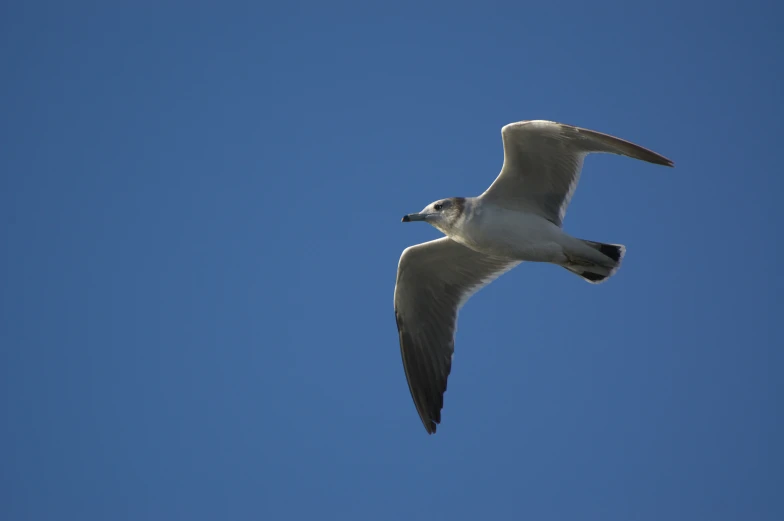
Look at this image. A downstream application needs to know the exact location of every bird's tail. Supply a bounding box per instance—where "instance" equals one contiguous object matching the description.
[563,240,626,284]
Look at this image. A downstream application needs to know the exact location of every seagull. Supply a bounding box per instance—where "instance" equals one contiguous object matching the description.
[394,120,673,434]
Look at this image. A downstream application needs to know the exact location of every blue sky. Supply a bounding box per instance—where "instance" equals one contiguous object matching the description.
[1,2,782,520]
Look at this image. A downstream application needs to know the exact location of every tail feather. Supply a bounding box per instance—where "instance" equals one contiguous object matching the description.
[564,240,626,284]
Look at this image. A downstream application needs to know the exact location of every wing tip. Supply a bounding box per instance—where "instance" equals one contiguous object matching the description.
[647,154,675,168]
[416,398,442,435]
[420,415,438,434]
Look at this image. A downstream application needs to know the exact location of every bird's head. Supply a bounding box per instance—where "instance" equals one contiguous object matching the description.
[402,197,465,234]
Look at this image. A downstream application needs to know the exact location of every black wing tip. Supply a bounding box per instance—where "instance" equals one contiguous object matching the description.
[617,139,675,168]
[656,156,675,168]
[416,403,442,435]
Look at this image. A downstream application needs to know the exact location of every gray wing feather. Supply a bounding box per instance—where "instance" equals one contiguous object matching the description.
[394,237,519,434]
[481,120,674,226]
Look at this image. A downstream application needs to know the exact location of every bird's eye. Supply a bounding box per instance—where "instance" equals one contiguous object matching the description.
[434,203,443,211]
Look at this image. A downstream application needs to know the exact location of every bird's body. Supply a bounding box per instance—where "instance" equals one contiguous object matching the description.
[448,198,578,263]
[394,120,673,434]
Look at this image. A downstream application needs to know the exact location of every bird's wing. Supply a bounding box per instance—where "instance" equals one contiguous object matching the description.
[480,120,674,226]
[394,237,520,434]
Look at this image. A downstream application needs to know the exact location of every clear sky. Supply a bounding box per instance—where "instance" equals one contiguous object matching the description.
[1,2,782,520]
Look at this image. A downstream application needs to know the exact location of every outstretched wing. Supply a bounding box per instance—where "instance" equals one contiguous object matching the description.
[394,237,519,434]
[481,120,673,226]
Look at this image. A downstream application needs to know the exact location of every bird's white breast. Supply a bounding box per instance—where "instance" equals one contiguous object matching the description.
[450,200,566,261]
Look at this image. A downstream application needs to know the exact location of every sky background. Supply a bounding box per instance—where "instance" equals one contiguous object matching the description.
[1,1,782,520]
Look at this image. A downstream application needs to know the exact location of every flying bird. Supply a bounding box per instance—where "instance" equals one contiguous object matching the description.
[394,120,673,434]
